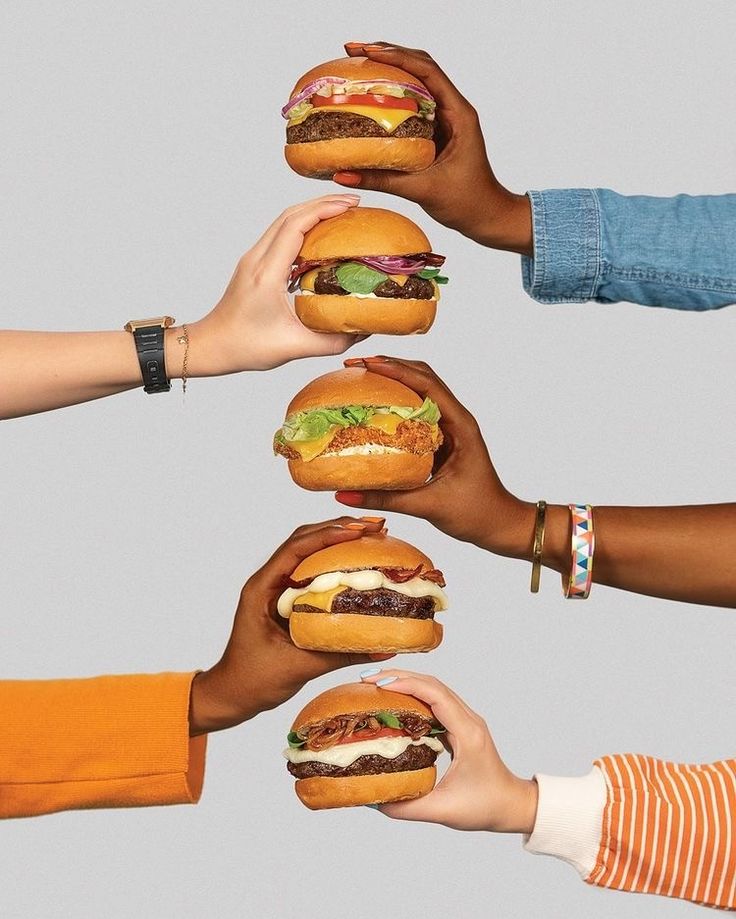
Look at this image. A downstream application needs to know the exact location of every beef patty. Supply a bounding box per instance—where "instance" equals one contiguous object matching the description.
[293,586,436,620]
[311,266,435,300]
[287,111,434,144]
[287,740,438,779]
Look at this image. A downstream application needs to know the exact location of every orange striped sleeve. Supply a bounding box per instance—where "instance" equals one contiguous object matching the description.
[590,754,736,910]
[0,673,206,819]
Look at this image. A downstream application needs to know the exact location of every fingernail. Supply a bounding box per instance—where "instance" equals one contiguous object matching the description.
[364,803,380,810]
[360,667,383,678]
[333,172,362,186]
[343,357,366,366]
[360,516,385,524]
[380,527,388,534]
[338,193,360,200]
[345,522,366,530]
[361,355,390,363]
[376,676,398,687]
[345,41,367,48]
[335,491,364,507]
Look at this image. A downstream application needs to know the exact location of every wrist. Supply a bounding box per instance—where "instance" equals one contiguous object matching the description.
[188,667,246,736]
[165,314,245,380]
[492,775,539,834]
[480,496,536,559]
[474,189,533,257]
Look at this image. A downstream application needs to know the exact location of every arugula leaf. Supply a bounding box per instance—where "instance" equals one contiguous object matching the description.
[335,262,388,295]
[418,268,449,285]
[429,724,447,735]
[375,711,402,729]
[287,731,306,749]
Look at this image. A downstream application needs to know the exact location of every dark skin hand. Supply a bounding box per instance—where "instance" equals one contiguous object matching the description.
[335,357,736,608]
[189,517,394,735]
[336,41,533,255]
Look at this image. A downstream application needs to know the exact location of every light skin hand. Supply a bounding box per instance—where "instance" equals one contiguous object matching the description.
[188,517,394,736]
[336,42,532,255]
[360,669,538,834]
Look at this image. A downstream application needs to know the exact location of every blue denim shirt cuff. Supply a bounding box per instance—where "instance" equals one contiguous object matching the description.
[521,189,602,303]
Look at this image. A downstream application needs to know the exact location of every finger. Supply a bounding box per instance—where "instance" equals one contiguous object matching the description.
[286,328,370,361]
[332,168,426,200]
[260,521,371,588]
[248,195,360,262]
[334,483,435,519]
[258,196,360,280]
[359,671,480,734]
[377,788,449,824]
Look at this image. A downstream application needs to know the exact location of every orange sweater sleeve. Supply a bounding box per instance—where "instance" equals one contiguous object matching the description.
[590,754,736,909]
[0,672,206,819]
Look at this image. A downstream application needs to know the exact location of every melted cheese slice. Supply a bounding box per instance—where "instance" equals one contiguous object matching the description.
[283,419,438,463]
[278,568,448,618]
[284,735,445,767]
[309,103,418,134]
[368,413,404,435]
[287,427,338,462]
[291,586,346,611]
[299,268,321,292]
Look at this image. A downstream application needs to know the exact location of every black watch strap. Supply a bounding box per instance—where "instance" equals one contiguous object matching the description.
[131,325,171,394]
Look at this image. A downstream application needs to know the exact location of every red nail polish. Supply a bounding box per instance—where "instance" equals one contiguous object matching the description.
[335,491,364,507]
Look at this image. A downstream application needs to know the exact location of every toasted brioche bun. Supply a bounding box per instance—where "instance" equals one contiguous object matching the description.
[292,532,434,581]
[299,207,431,260]
[295,766,436,809]
[287,451,432,491]
[285,137,435,179]
[292,681,434,731]
[295,293,435,335]
[287,368,422,415]
[290,611,442,653]
[289,57,432,99]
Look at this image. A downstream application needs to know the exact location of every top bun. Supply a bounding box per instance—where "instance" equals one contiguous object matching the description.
[286,368,423,416]
[292,681,434,732]
[291,532,435,582]
[290,56,430,100]
[298,207,431,261]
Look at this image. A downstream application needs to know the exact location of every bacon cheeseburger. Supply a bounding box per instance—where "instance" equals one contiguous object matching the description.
[285,682,445,809]
[273,368,442,491]
[289,207,447,336]
[277,530,447,653]
[282,56,436,178]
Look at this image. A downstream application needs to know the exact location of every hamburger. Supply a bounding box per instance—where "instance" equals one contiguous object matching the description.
[285,682,445,809]
[273,368,442,492]
[289,207,448,336]
[277,530,447,653]
[282,56,436,178]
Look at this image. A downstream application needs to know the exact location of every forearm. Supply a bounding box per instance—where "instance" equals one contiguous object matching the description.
[501,501,736,607]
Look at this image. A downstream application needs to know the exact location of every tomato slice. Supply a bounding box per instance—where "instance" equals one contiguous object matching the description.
[313,93,418,113]
[338,727,407,744]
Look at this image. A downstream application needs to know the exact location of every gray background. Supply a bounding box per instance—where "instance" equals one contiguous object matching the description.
[1,1,734,916]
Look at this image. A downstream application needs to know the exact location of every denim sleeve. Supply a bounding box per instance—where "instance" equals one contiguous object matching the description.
[521,189,736,310]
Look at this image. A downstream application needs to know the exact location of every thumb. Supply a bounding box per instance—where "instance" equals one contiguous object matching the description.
[334,487,429,519]
[377,792,444,824]
[333,169,421,201]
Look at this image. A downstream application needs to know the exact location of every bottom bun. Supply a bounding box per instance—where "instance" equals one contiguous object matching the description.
[290,611,443,653]
[295,766,436,810]
[295,294,436,335]
[284,137,436,179]
[288,452,433,492]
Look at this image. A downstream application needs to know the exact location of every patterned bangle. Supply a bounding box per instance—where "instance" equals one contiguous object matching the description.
[529,500,547,594]
[564,504,595,599]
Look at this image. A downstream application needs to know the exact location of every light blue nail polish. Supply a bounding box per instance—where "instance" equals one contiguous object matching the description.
[364,804,380,810]
[376,676,397,687]
[360,667,382,678]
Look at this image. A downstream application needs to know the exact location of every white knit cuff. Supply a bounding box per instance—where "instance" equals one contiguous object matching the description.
[523,767,606,878]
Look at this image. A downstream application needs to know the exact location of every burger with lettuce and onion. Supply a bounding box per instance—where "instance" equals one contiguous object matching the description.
[282,57,436,178]
[289,206,447,335]
[285,682,445,809]
[273,368,442,491]
[277,530,447,653]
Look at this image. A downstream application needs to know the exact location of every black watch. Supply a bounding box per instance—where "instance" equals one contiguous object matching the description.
[124,316,175,393]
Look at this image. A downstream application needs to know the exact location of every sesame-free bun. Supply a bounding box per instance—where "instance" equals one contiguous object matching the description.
[289,57,431,100]
[285,57,435,178]
[291,532,434,581]
[285,137,435,179]
[287,368,422,416]
[299,207,431,261]
[290,611,442,653]
[295,767,436,810]
[295,293,436,335]
[291,682,434,732]
[287,451,432,492]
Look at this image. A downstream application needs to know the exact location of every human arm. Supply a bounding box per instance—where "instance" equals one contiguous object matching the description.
[0,517,390,818]
[336,356,736,608]
[360,669,736,911]
[337,44,736,311]
[0,194,363,420]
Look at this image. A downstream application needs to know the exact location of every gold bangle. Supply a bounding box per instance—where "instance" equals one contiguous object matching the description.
[176,324,190,394]
[530,500,547,593]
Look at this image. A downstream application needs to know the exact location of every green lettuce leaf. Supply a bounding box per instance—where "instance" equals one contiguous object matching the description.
[287,731,306,749]
[429,724,447,736]
[278,399,441,443]
[388,397,441,425]
[335,262,388,295]
[375,711,402,729]
[418,268,449,285]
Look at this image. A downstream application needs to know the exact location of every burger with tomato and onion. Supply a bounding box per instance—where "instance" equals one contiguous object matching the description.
[277,530,447,653]
[282,57,436,178]
[285,682,445,809]
[273,368,442,491]
[289,206,447,335]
